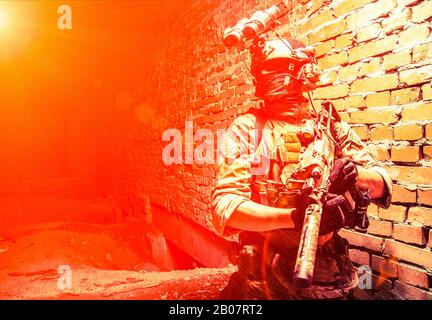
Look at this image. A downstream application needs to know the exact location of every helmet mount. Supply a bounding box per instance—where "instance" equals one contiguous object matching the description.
[223,3,321,105]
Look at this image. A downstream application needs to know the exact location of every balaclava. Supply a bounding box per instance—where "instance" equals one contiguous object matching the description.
[250,38,321,105]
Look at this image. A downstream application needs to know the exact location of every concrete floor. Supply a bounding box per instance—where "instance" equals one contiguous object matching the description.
[0,221,234,299]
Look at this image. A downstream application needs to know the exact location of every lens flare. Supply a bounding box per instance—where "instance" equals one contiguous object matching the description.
[0,2,40,60]
[0,7,8,31]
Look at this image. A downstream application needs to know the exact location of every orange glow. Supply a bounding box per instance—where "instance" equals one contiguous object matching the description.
[0,1,202,300]
[0,2,39,60]
[0,1,184,272]
[0,7,8,30]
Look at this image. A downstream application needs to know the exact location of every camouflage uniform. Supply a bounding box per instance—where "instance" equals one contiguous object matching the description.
[211,103,392,299]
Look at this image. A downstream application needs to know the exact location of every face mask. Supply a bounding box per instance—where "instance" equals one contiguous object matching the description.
[254,61,319,103]
[254,71,301,102]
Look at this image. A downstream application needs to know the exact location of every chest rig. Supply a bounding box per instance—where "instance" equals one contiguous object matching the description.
[250,108,306,208]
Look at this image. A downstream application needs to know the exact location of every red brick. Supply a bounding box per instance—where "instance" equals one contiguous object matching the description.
[314,40,334,57]
[344,95,365,109]
[402,103,432,121]
[347,0,396,29]
[337,64,360,82]
[330,98,345,111]
[371,255,398,278]
[367,219,393,237]
[384,239,432,269]
[378,205,406,223]
[393,281,432,300]
[350,108,398,124]
[339,229,384,252]
[365,91,391,108]
[382,8,411,34]
[394,124,423,141]
[399,23,431,47]
[386,165,432,185]
[426,123,432,139]
[397,263,429,289]
[319,70,338,85]
[299,9,333,34]
[308,19,347,44]
[368,203,380,219]
[412,0,432,22]
[358,58,381,77]
[413,45,432,64]
[392,184,417,203]
[429,229,432,247]
[349,36,397,63]
[423,146,432,160]
[339,111,350,122]
[356,23,381,43]
[383,51,411,71]
[307,0,325,16]
[397,0,421,6]
[391,146,420,163]
[400,65,432,86]
[318,51,348,69]
[421,82,432,100]
[368,145,391,161]
[408,206,432,227]
[370,125,393,140]
[372,274,393,297]
[418,189,432,207]
[351,74,399,93]
[352,287,374,300]
[352,126,369,140]
[313,83,349,99]
[235,83,253,96]
[393,224,426,246]
[334,33,353,49]
[349,248,370,266]
[296,34,309,46]
[391,87,420,105]
[334,0,376,17]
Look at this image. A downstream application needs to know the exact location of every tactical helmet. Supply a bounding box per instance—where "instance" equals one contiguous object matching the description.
[250,38,320,103]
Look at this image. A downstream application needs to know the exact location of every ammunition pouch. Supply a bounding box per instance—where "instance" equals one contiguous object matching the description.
[238,245,259,279]
[251,180,301,208]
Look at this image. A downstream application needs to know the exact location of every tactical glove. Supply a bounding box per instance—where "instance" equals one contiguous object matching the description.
[291,193,348,234]
[329,159,358,195]
[320,193,347,234]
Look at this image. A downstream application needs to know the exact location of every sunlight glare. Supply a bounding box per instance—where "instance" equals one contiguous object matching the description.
[0,8,8,32]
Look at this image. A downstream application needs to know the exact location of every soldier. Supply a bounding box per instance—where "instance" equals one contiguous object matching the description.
[211,38,392,299]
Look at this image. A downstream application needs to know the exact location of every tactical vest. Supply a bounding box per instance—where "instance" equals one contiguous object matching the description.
[249,109,305,209]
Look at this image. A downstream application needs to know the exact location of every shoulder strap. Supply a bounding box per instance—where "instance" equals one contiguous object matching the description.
[323,100,343,158]
[248,108,266,149]
[248,108,270,182]
[256,113,265,149]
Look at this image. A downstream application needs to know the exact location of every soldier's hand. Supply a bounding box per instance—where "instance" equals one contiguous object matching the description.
[329,159,358,195]
[320,193,346,234]
[292,193,347,234]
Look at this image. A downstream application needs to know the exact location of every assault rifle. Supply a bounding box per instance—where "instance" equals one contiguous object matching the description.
[288,100,369,288]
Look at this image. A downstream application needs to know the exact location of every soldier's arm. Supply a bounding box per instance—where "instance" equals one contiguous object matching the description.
[226,201,296,232]
[356,165,386,199]
[335,121,392,207]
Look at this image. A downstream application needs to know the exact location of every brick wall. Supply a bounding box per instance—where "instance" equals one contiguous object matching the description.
[118,0,432,299]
